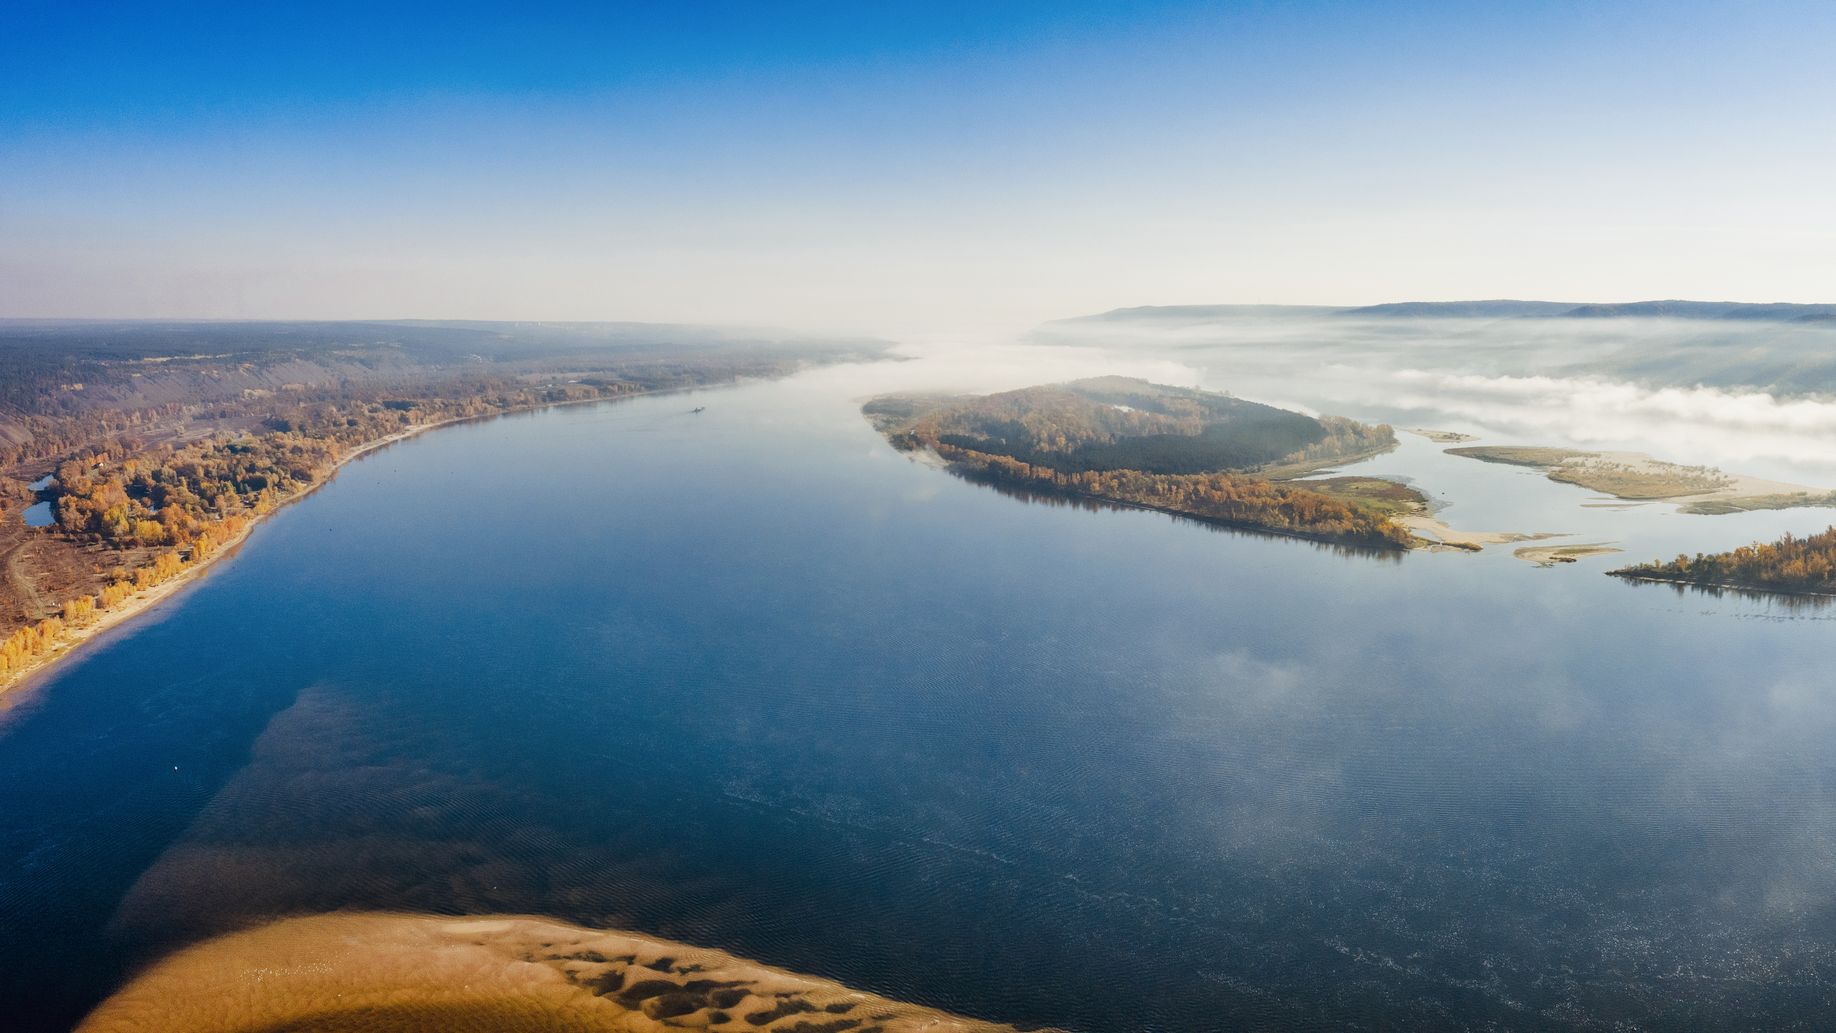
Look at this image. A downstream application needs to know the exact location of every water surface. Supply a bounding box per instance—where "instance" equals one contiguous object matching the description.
[3,365,1835,1032]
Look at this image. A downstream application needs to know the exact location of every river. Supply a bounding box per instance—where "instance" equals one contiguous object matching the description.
[4,357,1835,1031]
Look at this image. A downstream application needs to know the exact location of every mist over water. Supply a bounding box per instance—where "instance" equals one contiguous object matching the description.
[1032,312,1836,485]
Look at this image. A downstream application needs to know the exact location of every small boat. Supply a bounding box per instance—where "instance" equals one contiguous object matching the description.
[691,406,706,413]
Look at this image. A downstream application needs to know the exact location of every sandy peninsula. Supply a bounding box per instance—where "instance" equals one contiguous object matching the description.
[77,912,1049,1033]
[1445,446,1836,514]
[1406,428,1477,443]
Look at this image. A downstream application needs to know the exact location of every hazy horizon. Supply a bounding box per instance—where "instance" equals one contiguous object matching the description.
[7,2,1835,335]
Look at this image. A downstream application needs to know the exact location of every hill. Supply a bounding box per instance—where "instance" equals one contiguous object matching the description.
[1058,300,1836,324]
[873,376,1385,476]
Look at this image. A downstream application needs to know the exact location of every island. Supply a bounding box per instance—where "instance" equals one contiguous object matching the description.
[866,377,1425,550]
[1610,526,1836,598]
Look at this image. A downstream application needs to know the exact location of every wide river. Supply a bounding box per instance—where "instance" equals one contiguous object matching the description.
[4,358,1836,1031]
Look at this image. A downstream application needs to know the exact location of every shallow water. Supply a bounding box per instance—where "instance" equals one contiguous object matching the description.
[3,362,1836,1032]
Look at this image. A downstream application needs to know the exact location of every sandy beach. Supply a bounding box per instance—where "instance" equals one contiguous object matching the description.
[1397,513,1550,552]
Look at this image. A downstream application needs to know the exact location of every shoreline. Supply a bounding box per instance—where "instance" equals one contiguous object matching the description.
[955,465,1412,553]
[0,388,678,704]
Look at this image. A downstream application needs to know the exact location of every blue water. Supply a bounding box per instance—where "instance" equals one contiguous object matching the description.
[4,369,1836,1031]
[22,501,53,528]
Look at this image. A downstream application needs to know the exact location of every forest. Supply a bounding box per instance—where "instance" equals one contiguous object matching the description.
[870,378,1415,550]
[1612,527,1836,596]
[46,382,635,548]
[891,377,1393,476]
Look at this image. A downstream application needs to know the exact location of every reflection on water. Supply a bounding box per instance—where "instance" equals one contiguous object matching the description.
[1613,575,1835,610]
[3,366,1836,1032]
[953,467,1409,563]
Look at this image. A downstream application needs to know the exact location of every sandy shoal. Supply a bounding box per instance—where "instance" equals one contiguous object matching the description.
[78,911,1049,1033]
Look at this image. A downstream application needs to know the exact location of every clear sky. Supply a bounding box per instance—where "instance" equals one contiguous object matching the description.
[3,1,1832,334]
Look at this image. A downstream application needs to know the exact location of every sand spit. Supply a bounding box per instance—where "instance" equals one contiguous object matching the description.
[77,912,1047,1033]
[1445,446,1836,514]
[1398,514,1549,552]
[1406,428,1476,443]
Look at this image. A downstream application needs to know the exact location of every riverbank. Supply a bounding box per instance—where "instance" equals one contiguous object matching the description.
[0,390,662,704]
[1606,568,1836,600]
[77,912,1048,1033]
[963,468,1415,552]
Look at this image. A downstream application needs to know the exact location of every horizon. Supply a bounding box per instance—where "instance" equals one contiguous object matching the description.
[5,296,1836,329]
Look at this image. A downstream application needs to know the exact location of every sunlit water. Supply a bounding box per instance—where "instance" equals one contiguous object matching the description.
[3,358,1835,1032]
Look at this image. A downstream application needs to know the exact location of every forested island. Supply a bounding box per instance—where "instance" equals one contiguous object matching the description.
[1611,526,1836,597]
[0,321,881,692]
[866,376,1420,550]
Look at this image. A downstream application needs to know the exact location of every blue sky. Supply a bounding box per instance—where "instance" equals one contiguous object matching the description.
[3,1,1832,332]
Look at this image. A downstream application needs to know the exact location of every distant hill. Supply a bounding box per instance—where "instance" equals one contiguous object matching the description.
[1069,305,1340,322]
[1062,300,1836,324]
[1553,301,1836,322]
[1339,300,1580,318]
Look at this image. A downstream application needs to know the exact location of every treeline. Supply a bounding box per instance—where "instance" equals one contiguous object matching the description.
[0,527,235,679]
[1614,527,1836,595]
[932,440,1416,550]
[48,381,635,548]
[913,386,1209,454]
[1278,416,1395,467]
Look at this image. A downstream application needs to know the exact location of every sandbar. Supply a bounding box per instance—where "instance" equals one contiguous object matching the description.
[78,912,1050,1033]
